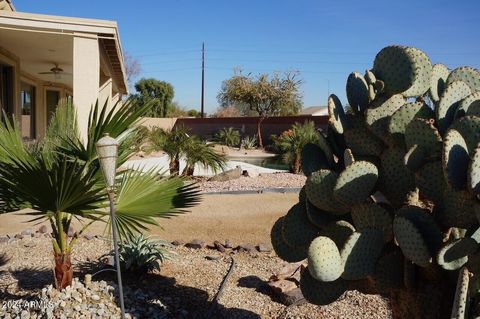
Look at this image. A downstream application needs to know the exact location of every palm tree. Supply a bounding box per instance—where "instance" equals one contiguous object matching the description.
[0,99,201,289]
[181,138,227,176]
[274,121,320,174]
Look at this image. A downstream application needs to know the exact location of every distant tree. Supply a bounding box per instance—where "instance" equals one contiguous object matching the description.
[217,70,303,147]
[212,106,241,118]
[187,109,200,117]
[124,52,142,86]
[132,78,174,117]
[168,102,188,117]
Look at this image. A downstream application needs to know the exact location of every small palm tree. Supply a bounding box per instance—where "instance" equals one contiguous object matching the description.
[0,99,201,289]
[274,121,320,174]
[181,138,227,176]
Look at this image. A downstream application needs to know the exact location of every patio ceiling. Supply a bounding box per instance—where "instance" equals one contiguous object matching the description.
[0,26,73,87]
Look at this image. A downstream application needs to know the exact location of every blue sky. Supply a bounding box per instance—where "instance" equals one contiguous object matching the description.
[14,0,480,114]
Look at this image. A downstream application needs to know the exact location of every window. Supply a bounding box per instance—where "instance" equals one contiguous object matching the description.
[21,82,36,139]
[0,64,14,117]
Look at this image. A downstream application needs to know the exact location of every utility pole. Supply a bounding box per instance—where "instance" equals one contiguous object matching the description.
[201,42,205,118]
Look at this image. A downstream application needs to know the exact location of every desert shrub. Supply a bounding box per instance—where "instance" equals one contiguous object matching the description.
[215,127,240,147]
[241,135,257,150]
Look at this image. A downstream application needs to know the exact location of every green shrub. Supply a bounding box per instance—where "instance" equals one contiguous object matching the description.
[241,135,257,150]
[215,127,240,147]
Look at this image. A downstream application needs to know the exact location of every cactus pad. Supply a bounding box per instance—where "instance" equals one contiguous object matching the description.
[306,169,350,215]
[320,220,355,249]
[346,72,369,114]
[328,94,349,134]
[415,161,446,206]
[343,148,355,167]
[333,161,379,207]
[446,66,480,92]
[306,199,340,229]
[351,203,393,242]
[450,267,471,319]
[365,94,406,143]
[388,101,435,146]
[429,63,450,103]
[301,143,329,176]
[300,268,348,305]
[437,236,478,271]
[455,91,480,119]
[393,215,432,267]
[308,236,343,282]
[373,46,431,97]
[378,148,416,207]
[282,203,319,248]
[270,217,307,262]
[365,69,377,85]
[405,118,443,157]
[450,116,480,153]
[442,129,470,190]
[340,228,384,280]
[436,81,472,135]
[468,144,480,194]
[397,206,443,252]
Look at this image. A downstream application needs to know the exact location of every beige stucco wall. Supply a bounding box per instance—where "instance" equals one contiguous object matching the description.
[138,117,178,131]
[73,33,99,141]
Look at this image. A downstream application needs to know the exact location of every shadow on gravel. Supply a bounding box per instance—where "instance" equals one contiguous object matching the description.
[93,270,261,319]
[237,275,273,296]
[10,267,52,291]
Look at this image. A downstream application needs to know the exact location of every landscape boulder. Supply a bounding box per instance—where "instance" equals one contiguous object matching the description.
[185,239,206,249]
[208,166,242,182]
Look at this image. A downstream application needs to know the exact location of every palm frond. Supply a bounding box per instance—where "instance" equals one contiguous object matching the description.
[111,169,201,238]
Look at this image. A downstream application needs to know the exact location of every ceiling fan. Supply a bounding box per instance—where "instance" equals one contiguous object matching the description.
[38,63,71,79]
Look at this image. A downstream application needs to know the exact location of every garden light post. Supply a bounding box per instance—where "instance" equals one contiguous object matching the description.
[96,133,125,319]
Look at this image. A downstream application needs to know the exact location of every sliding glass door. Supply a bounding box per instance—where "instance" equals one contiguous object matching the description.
[0,64,14,118]
[21,82,36,139]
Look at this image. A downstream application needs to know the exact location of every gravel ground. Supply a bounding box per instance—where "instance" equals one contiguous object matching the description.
[0,236,392,318]
[195,173,306,193]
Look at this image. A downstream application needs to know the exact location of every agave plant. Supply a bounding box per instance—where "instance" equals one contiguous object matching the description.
[241,135,257,150]
[181,137,227,176]
[273,121,321,174]
[0,99,201,289]
[118,233,172,274]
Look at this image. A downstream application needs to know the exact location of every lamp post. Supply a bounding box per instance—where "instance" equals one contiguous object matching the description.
[96,133,125,319]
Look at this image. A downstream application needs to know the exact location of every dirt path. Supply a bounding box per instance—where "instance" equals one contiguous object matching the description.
[0,193,298,244]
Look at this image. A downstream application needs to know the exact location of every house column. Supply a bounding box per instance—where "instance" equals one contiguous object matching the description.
[73,33,99,142]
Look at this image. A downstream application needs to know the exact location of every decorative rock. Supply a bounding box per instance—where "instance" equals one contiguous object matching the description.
[171,240,184,246]
[208,166,242,182]
[224,239,233,248]
[213,240,226,253]
[205,255,221,261]
[0,236,8,244]
[91,294,100,301]
[83,233,94,240]
[38,225,48,234]
[14,233,24,239]
[85,274,92,285]
[237,243,256,252]
[185,239,205,249]
[21,228,33,236]
[67,226,75,237]
[257,243,273,252]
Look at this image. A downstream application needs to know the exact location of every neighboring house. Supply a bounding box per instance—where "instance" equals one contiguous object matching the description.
[0,0,128,140]
[300,106,328,116]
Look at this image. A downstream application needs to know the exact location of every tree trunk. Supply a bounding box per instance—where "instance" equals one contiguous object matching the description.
[293,155,301,174]
[257,117,266,148]
[169,156,180,175]
[54,252,73,290]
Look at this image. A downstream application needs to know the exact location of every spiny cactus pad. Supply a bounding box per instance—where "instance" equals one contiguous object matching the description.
[442,128,470,190]
[437,236,477,271]
[306,170,350,215]
[340,228,384,280]
[429,63,450,103]
[373,46,431,97]
[393,215,432,267]
[351,203,393,242]
[333,161,379,207]
[365,69,377,85]
[300,268,348,306]
[440,188,478,228]
[405,118,443,158]
[365,94,406,143]
[450,116,480,153]
[282,203,319,248]
[305,199,340,229]
[388,101,435,146]
[415,161,446,206]
[343,148,355,167]
[344,119,385,157]
[308,236,343,282]
[301,143,329,176]
[346,72,369,114]
[271,217,307,262]
[446,66,480,93]
[320,220,355,249]
[450,267,471,319]
[379,148,416,207]
[468,145,480,194]
[328,94,349,134]
[436,81,472,135]
[455,91,480,119]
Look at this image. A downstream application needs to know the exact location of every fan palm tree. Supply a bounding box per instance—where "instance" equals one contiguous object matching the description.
[0,99,201,289]
[274,121,320,174]
[181,138,227,176]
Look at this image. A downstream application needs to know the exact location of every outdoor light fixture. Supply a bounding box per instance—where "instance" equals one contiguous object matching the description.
[96,133,125,319]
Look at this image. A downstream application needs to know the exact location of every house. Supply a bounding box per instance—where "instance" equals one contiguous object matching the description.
[0,0,128,140]
[300,106,328,116]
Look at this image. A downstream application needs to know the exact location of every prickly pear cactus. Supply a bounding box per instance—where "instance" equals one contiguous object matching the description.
[270,45,480,319]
